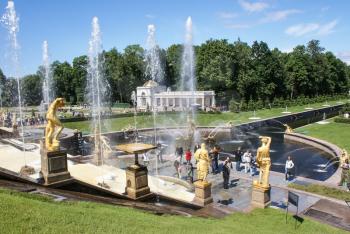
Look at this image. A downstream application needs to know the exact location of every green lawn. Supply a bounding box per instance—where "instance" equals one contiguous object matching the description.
[288,183,350,201]
[295,119,350,153]
[0,188,345,234]
[64,99,349,134]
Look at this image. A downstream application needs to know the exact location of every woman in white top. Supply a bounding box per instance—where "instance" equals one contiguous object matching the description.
[285,156,294,181]
[243,150,251,173]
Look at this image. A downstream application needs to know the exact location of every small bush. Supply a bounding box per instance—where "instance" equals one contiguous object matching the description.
[334,117,350,124]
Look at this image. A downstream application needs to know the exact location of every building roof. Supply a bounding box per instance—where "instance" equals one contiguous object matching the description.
[143,80,158,87]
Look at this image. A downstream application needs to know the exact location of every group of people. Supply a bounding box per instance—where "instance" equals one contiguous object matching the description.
[234,147,295,181]
[0,111,45,128]
[173,144,221,183]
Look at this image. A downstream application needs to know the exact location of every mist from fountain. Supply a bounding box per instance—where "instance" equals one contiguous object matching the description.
[87,17,106,165]
[145,24,164,202]
[1,1,27,163]
[42,40,53,108]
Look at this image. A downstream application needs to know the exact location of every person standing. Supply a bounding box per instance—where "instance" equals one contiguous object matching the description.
[235,147,242,171]
[285,156,295,181]
[210,146,220,174]
[250,154,256,177]
[174,155,181,178]
[222,158,232,189]
[186,162,194,183]
[157,143,164,163]
[178,162,188,180]
[243,150,251,173]
[194,143,200,154]
[185,148,192,163]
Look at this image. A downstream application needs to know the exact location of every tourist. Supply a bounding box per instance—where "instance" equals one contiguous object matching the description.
[235,147,243,171]
[186,162,194,183]
[250,154,256,177]
[242,150,251,173]
[210,145,219,174]
[175,146,184,163]
[142,153,150,166]
[178,162,188,180]
[157,143,164,163]
[285,156,295,181]
[185,148,192,163]
[338,159,349,188]
[194,143,200,154]
[222,157,232,189]
[173,155,181,178]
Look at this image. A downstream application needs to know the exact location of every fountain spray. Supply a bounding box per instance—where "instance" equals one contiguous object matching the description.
[87,17,105,166]
[42,40,52,108]
[145,24,164,203]
[1,0,27,165]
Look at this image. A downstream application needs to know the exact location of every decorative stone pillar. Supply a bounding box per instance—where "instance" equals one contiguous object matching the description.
[251,184,271,208]
[194,181,213,206]
[201,97,205,110]
[40,141,71,185]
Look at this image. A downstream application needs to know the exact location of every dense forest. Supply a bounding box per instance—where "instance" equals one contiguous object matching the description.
[0,39,349,107]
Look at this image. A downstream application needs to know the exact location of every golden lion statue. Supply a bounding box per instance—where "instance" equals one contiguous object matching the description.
[45,98,65,151]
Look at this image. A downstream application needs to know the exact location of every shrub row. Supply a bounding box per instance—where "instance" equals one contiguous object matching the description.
[229,94,348,112]
[334,117,350,124]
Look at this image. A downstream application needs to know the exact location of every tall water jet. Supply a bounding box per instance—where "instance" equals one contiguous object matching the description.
[42,40,53,109]
[87,17,106,166]
[145,24,164,83]
[180,17,196,93]
[1,1,27,161]
[145,24,164,203]
[179,17,198,146]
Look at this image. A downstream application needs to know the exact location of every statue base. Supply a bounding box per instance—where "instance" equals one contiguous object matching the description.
[40,142,71,185]
[125,164,152,200]
[194,181,213,206]
[251,184,271,208]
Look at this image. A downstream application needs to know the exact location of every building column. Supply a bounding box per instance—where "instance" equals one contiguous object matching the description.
[187,98,190,108]
[202,97,205,110]
[212,95,216,107]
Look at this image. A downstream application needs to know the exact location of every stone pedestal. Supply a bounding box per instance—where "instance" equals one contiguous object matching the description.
[251,185,271,208]
[194,181,213,206]
[125,165,152,200]
[40,142,71,185]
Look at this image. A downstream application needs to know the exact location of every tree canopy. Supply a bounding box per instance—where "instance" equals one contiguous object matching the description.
[0,39,349,107]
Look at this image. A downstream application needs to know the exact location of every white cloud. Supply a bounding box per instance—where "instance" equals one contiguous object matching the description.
[261,9,302,23]
[337,51,350,65]
[285,23,319,37]
[285,20,338,37]
[317,20,337,35]
[238,0,269,13]
[145,14,155,19]
[218,11,238,19]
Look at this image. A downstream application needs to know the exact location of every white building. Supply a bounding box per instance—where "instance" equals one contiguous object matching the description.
[136,80,216,111]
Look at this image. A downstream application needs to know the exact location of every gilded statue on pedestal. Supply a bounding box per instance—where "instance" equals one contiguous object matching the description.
[194,143,210,182]
[283,124,293,134]
[254,136,271,189]
[45,98,65,151]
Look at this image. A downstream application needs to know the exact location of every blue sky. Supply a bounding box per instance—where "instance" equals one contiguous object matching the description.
[0,0,350,76]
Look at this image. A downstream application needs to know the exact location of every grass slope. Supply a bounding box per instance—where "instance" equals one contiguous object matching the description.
[0,188,345,234]
[64,100,348,134]
[296,119,350,153]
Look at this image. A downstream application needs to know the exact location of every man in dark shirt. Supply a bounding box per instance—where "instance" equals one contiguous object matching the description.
[235,147,242,171]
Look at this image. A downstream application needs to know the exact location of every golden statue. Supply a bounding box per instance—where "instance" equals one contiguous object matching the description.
[341,149,349,165]
[254,136,272,189]
[194,143,210,182]
[45,98,65,151]
[283,124,293,134]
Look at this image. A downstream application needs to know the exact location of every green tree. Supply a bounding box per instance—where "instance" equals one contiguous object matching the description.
[21,74,42,106]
